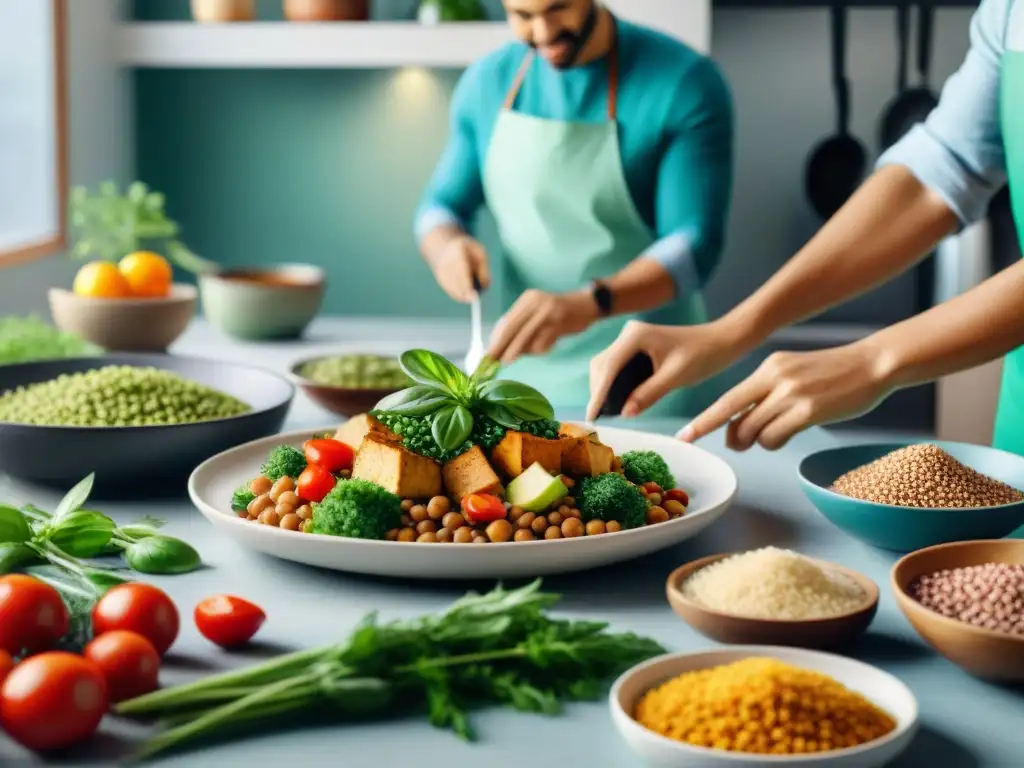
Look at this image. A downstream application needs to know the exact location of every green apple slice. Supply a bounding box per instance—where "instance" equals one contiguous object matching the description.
[506,462,569,513]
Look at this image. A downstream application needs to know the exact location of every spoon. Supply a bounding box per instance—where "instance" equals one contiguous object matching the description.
[463,277,487,376]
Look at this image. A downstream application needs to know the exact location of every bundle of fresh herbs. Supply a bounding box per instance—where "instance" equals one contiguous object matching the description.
[117,580,665,761]
[0,474,202,649]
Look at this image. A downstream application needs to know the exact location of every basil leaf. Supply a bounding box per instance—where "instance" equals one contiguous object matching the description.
[430,405,474,452]
[52,473,95,523]
[0,543,37,574]
[46,510,116,558]
[373,385,454,416]
[470,356,501,387]
[0,505,32,544]
[478,380,555,421]
[84,566,132,592]
[479,401,522,430]
[400,350,469,397]
[123,535,202,575]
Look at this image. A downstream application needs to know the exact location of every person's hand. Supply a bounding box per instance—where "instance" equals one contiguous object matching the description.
[488,289,598,364]
[430,234,491,303]
[678,341,893,450]
[586,320,743,420]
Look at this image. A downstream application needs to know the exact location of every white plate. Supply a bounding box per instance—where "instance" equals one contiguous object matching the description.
[187,423,738,579]
[610,646,918,768]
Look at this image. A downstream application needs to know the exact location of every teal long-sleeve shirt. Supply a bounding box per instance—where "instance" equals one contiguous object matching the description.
[414,19,735,295]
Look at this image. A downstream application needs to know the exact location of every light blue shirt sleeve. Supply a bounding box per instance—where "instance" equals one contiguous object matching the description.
[643,57,734,295]
[414,63,487,241]
[877,0,1011,225]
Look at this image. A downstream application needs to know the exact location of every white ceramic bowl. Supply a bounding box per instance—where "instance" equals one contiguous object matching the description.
[610,646,918,768]
[187,423,738,579]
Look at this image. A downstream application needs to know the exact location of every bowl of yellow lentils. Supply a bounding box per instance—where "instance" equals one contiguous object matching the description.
[609,646,918,767]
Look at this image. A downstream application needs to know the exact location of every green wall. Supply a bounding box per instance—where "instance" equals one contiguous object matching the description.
[133,0,507,318]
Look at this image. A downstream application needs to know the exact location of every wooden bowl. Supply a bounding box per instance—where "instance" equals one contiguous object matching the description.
[49,284,196,353]
[288,356,402,418]
[666,552,880,649]
[891,539,1024,682]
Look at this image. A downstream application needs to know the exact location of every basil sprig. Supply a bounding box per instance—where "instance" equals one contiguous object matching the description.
[374,350,555,452]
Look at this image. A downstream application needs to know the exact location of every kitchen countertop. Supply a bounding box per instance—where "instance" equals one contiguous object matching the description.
[0,318,1018,767]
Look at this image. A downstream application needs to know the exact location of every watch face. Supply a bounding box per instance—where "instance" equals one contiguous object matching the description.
[593,282,612,315]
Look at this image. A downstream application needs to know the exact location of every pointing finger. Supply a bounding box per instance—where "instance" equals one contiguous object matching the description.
[677,374,771,443]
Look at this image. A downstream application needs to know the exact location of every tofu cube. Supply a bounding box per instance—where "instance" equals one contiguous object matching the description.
[352,432,442,498]
[491,431,563,478]
[558,423,614,477]
[442,446,503,500]
[334,413,398,450]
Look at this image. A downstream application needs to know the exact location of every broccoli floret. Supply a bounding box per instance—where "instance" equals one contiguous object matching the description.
[620,450,675,490]
[232,485,256,511]
[260,445,307,482]
[311,478,402,540]
[576,473,647,529]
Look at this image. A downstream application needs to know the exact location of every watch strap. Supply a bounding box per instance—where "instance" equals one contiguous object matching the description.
[591,280,613,317]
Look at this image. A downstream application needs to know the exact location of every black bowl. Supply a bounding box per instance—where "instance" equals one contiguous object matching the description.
[0,354,294,497]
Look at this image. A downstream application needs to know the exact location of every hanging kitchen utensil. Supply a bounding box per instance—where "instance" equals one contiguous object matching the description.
[597,352,655,418]
[805,1,867,221]
[879,3,911,150]
[881,2,938,148]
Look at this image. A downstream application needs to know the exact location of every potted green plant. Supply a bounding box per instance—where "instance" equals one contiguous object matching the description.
[418,0,485,25]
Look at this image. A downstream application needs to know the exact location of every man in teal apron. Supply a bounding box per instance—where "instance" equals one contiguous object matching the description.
[415,0,734,415]
[587,0,1024,457]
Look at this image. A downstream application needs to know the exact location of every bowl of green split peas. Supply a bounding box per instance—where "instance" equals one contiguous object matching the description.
[289,353,416,417]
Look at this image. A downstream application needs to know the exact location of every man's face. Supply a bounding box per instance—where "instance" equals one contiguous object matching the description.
[502,0,597,69]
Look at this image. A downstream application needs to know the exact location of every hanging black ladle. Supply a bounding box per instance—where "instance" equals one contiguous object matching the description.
[878,2,912,151]
[880,2,938,149]
[805,1,867,221]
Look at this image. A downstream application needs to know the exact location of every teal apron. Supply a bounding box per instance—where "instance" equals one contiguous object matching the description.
[481,33,710,416]
[992,12,1024,455]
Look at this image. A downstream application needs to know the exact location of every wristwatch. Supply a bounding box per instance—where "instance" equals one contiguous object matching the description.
[590,280,613,318]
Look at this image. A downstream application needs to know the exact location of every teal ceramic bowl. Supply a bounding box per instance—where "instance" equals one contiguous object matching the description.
[199,264,325,342]
[799,441,1024,552]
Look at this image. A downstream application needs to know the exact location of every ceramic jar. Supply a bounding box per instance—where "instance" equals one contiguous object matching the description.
[190,0,256,22]
[282,0,370,21]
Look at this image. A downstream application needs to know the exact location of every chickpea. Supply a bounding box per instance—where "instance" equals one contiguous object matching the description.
[437,527,454,543]
[507,506,525,522]
[300,519,315,533]
[442,512,466,530]
[663,500,686,517]
[258,509,280,527]
[280,513,302,532]
[453,527,475,544]
[560,496,576,507]
[514,529,535,543]
[585,520,606,536]
[427,496,451,520]
[560,475,576,489]
[296,504,313,521]
[410,504,429,523]
[638,485,649,497]
[275,502,296,519]
[400,499,414,512]
[247,494,273,518]
[564,508,581,520]
[646,506,670,525]
[277,490,300,508]
[249,476,272,495]
[269,476,294,502]
[606,520,622,533]
[416,520,437,535]
[485,519,514,543]
[339,469,352,479]
[642,482,663,495]
[547,511,564,526]
[646,493,663,507]
[417,532,439,543]
[385,528,400,541]
[517,512,537,530]
[561,518,584,538]
[400,514,413,527]
[397,528,417,543]
[545,526,563,540]
[472,535,488,544]
[531,516,549,534]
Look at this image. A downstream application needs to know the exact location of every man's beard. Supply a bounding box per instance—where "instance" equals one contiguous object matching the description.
[531,0,600,69]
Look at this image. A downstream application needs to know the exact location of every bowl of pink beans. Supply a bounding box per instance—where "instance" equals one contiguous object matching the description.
[891,539,1024,682]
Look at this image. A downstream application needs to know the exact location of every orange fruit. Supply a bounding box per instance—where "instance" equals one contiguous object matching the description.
[72,262,132,299]
[118,251,172,298]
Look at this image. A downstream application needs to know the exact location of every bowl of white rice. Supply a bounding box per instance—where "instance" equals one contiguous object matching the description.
[665,547,879,649]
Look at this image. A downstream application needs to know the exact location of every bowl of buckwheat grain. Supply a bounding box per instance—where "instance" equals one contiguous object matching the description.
[799,441,1024,552]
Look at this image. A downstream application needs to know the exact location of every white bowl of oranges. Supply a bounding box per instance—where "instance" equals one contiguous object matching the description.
[49,252,197,353]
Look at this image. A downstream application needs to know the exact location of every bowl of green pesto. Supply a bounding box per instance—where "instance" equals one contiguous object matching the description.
[289,353,416,417]
[0,354,294,495]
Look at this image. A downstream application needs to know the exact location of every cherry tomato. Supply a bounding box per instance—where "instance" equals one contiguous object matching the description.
[642,482,664,495]
[0,650,13,687]
[297,463,335,504]
[0,652,107,752]
[664,488,690,507]
[303,438,355,474]
[462,494,507,524]
[84,630,160,703]
[92,583,179,657]
[0,575,70,655]
[194,595,266,648]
